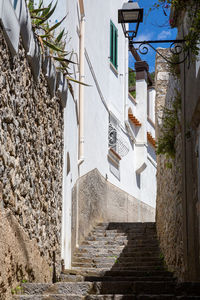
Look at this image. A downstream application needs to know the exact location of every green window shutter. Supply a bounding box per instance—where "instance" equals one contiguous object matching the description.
[110,21,118,69]
[110,22,113,63]
[114,28,118,68]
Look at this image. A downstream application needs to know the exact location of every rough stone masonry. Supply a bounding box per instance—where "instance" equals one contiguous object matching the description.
[155,49,184,280]
[0,27,63,299]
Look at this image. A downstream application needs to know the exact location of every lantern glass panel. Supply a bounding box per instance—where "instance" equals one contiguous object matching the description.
[123,10,139,22]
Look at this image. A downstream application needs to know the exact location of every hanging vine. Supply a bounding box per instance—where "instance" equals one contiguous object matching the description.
[156,90,181,160]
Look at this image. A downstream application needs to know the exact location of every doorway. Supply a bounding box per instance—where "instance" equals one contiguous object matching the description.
[61,152,72,269]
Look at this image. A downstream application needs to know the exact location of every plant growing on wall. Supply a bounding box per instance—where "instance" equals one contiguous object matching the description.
[129,68,136,98]
[152,0,200,56]
[26,0,89,88]
[167,52,181,78]
[156,90,181,159]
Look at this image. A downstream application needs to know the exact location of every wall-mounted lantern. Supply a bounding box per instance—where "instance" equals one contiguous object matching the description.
[118,0,143,40]
[118,0,188,65]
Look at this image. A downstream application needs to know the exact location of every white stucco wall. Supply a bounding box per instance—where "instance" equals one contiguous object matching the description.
[37,0,157,267]
[41,0,157,211]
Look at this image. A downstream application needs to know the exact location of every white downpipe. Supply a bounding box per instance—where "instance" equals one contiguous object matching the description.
[124,35,129,122]
[79,16,85,164]
[124,37,136,145]
[76,12,85,248]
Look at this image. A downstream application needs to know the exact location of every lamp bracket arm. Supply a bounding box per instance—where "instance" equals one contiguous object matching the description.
[130,39,189,65]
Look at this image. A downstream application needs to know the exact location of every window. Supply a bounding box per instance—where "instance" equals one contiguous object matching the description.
[110,21,118,69]
[108,123,117,152]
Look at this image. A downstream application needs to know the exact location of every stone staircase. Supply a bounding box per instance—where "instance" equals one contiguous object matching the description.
[13,222,200,299]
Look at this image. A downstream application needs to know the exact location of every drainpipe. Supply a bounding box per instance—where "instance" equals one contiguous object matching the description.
[124,29,137,143]
[76,1,85,248]
[78,3,85,167]
[124,31,129,122]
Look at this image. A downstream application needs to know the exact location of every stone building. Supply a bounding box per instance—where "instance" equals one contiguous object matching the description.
[0,0,156,298]
[155,3,200,281]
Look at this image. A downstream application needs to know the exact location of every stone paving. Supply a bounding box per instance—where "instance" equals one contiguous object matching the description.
[13,222,200,299]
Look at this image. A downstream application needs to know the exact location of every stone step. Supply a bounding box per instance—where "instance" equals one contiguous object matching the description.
[79,245,159,252]
[70,266,167,275]
[15,291,199,299]
[85,295,175,300]
[73,251,161,262]
[83,276,176,282]
[86,236,128,242]
[176,282,200,295]
[86,295,176,300]
[78,245,125,250]
[72,261,164,268]
[93,281,175,295]
[91,231,157,237]
[86,296,200,300]
[91,229,121,234]
[92,226,156,233]
[85,237,158,243]
[13,295,83,300]
[176,297,200,299]
[62,269,174,278]
[60,273,175,283]
[60,274,84,282]
[75,245,159,253]
[21,283,92,296]
[95,222,156,229]
[82,240,159,246]
[74,248,160,259]
[73,256,162,264]
[101,270,173,277]
[88,232,127,237]
[20,281,176,296]
[88,230,157,238]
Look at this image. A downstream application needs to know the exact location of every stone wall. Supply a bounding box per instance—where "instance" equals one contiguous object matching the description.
[72,168,155,254]
[0,27,63,299]
[155,49,184,280]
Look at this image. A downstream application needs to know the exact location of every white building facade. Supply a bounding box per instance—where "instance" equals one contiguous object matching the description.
[42,0,157,268]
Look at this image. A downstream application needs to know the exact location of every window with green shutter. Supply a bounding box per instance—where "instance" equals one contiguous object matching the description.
[110,21,118,69]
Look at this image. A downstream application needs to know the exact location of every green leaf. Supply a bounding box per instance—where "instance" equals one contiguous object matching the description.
[37,1,58,25]
[42,40,67,53]
[55,29,65,44]
[31,7,47,14]
[66,76,91,86]
[40,34,51,38]
[34,1,52,25]
[47,16,67,33]
[56,67,67,72]
[27,0,34,11]
[67,81,75,99]
[38,0,43,9]
[53,56,76,64]
[59,51,71,57]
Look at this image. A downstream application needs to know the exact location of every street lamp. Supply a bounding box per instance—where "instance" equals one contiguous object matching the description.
[118,0,143,40]
[118,0,187,65]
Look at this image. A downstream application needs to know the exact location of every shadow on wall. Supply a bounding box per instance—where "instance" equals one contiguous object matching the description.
[0,210,52,299]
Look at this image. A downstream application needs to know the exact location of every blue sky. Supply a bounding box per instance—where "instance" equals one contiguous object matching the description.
[129,0,177,72]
